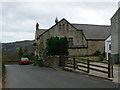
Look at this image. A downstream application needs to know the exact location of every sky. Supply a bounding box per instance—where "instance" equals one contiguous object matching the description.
[0,0,119,43]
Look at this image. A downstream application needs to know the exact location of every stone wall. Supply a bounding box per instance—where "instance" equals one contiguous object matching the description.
[68,40,105,56]
[87,40,105,55]
[68,48,87,56]
[38,19,87,49]
[111,8,120,64]
[111,10,119,55]
[119,8,120,63]
[37,39,105,57]
[43,56,60,68]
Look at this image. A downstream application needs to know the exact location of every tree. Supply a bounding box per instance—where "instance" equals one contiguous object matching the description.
[18,47,23,58]
[23,46,28,57]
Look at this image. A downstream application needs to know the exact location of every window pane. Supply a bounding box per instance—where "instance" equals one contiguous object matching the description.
[68,38,73,46]
[63,24,65,30]
[66,25,69,30]
[109,44,111,50]
[59,25,61,30]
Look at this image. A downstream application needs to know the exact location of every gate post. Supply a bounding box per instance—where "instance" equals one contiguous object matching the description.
[111,58,113,78]
[73,58,76,70]
[59,55,65,67]
[87,59,90,73]
[108,54,113,78]
[108,58,110,78]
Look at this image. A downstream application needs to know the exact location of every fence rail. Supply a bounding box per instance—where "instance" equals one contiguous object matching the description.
[63,56,113,78]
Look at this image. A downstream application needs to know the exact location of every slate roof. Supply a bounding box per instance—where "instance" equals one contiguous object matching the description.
[72,24,111,40]
[35,18,111,41]
[111,8,120,20]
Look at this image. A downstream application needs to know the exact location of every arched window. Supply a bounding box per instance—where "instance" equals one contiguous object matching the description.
[59,24,61,30]
[68,37,73,46]
[66,25,69,30]
[63,24,65,30]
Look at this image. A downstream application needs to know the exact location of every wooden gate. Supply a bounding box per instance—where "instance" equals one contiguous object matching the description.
[62,56,113,78]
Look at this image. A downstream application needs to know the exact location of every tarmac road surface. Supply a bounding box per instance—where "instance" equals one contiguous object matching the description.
[5,64,118,88]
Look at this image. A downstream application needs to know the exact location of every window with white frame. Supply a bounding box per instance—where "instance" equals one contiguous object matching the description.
[109,44,111,50]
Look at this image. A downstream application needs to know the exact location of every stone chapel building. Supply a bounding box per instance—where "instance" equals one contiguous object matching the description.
[35,18,111,57]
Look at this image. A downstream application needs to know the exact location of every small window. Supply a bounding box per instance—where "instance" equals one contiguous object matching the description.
[59,24,61,30]
[66,25,69,30]
[109,44,111,50]
[63,24,65,30]
[68,38,73,46]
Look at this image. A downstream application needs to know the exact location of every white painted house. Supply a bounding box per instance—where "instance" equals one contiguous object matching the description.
[105,36,111,60]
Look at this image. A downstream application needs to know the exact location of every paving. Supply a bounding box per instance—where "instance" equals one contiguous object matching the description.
[113,64,120,83]
[5,64,118,88]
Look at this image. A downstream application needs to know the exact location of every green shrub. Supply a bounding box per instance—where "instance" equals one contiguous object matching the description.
[102,51,106,58]
[46,37,68,56]
[92,50,105,61]
[37,57,43,67]
[99,55,104,61]
[93,50,101,56]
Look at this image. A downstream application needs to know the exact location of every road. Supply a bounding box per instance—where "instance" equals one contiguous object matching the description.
[5,64,118,88]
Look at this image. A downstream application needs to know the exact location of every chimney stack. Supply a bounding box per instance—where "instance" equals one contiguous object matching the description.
[36,22,39,30]
[55,17,58,24]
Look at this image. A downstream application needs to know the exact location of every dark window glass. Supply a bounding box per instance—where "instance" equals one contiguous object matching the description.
[109,44,111,50]
[63,24,65,30]
[66,25,69,30]
[59,24,61,30]
[68,38,73,46]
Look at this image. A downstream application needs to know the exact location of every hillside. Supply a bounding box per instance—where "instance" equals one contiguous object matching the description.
[2,40,35,62]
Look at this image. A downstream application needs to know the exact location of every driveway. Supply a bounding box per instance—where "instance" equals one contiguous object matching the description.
[5,64,118,88]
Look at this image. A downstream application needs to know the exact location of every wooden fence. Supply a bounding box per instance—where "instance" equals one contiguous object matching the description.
[62,56,113,78]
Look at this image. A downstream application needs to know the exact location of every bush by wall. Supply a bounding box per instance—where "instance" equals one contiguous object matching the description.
[92,50,101,56]
[46,37,68,56]
[99,55,104,61]
[92,50,105,61]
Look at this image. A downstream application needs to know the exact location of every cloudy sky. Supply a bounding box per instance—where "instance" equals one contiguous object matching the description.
[0,0,119,43]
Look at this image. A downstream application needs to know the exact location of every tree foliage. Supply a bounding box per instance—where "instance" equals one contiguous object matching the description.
[23,46,28,57]
[18,47,23,58]
[46,37,68,56]
[93,50,101,56]
[18,46,29,57]
[18,46,34,62]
